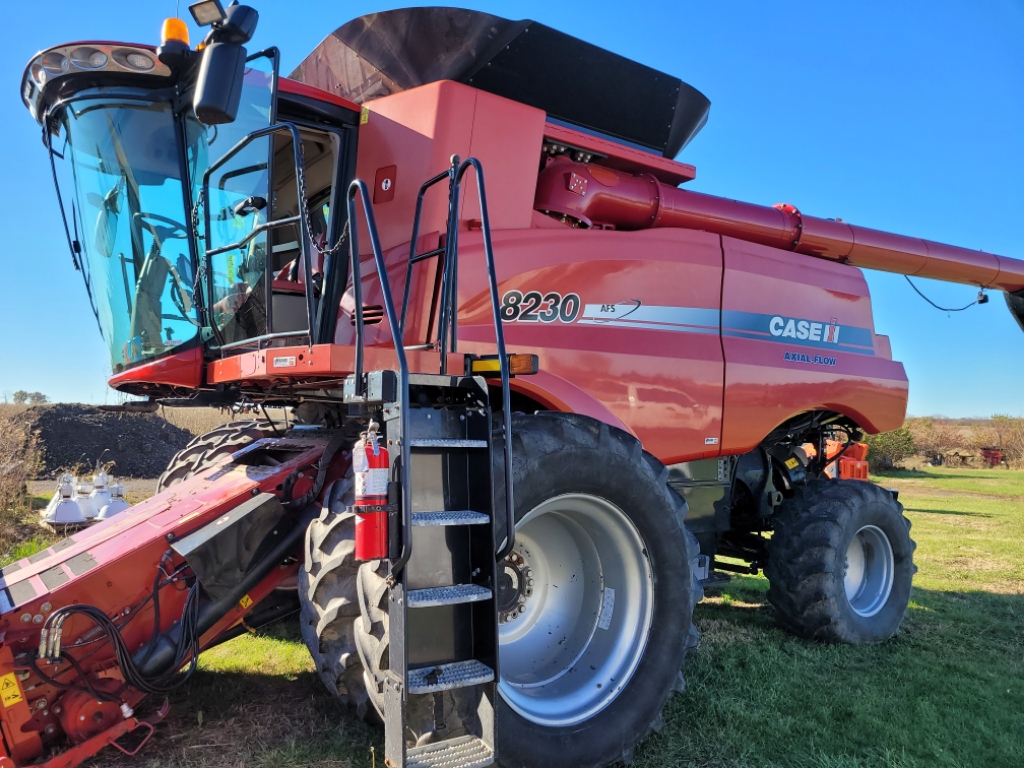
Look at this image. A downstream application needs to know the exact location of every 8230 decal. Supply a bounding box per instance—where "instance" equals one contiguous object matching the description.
[500,290,581,323]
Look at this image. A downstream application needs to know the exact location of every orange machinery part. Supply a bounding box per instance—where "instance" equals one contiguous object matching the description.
[802,440,870,480]
[534,157,1024,294]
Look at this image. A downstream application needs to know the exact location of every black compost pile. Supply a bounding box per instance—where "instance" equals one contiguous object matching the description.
[14,404,193,479]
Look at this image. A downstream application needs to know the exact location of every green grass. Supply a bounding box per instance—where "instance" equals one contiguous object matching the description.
[82,467,1022,767]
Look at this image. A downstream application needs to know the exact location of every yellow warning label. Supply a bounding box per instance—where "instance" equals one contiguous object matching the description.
[360,106,370,125]
[785,457,800,470]
[239,594,253,610]
[0,673,23,707]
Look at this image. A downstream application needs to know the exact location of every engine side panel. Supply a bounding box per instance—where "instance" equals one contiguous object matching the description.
[334,225,908,464]
[720,237,909,454]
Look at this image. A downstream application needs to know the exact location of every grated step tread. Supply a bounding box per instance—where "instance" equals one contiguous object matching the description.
[408,584,492,608]
[412,511,489,527]
[408,660,494,694]
[407,735,494,768]
[409,439,488,449]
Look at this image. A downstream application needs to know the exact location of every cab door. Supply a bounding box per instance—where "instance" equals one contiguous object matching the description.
[187,50,279,348]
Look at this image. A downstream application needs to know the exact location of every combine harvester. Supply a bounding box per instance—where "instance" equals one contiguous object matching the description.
[7,4,1023,766]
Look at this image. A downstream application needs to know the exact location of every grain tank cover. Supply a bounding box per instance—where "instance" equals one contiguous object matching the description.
[290,7,711,158]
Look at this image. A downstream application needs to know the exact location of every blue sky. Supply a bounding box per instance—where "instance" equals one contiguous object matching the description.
[3,1,1022,416]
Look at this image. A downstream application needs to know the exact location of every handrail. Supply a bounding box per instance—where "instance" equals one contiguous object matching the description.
[451,158,516,561]
[346,179,412,578]
[396,157,516,560]
[201,123,315,349]
[399,169,451,338]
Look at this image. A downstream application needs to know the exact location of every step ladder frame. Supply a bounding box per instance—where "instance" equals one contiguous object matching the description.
[344,160,514,767]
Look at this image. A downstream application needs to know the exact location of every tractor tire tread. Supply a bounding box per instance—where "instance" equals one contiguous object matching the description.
[765,478,917,644]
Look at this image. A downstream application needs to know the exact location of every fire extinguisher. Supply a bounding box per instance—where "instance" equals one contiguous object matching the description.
[353,419,390,561]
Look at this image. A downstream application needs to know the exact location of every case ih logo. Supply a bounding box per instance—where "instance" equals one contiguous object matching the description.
[769,316,841,344]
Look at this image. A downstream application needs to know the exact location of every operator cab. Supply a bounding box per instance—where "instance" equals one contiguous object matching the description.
[22,14,360,389]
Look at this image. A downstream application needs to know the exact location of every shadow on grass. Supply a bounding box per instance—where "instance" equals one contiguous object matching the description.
[901,506,994,518]
[80,580,1023,768]
[877,469,1013,482]
[638,575,1024,767]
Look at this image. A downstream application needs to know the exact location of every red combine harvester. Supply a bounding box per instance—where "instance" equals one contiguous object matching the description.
[10,5,1024,767]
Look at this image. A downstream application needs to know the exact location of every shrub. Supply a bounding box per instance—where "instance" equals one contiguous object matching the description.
[864,426,916,471]
[0,416,40,550]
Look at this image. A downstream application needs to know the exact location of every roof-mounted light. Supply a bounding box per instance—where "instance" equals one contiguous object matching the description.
[70,47,108,70]
[161,17,191,47]
[114,49,156,71]
[40,51,69,76]
[21,43,173,123]
[189,0,227,26]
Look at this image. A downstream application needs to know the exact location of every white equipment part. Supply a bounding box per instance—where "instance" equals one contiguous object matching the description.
[83,470,111,520]
[41,476,86,525]
[41,473,75,520]
[95,482,129,520]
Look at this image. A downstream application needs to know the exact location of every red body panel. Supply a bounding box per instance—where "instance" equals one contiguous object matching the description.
[720,238,908,453]
[278,77,361,113]
[107,345,202,392]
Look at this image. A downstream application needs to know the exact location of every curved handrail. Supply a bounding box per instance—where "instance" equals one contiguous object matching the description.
[346,179,413,576]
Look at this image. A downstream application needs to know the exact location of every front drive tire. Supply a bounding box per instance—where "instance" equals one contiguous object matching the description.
[301,412,701,768]
[492,413,701,768]
[765,479,916,644]
[156,419,274,491]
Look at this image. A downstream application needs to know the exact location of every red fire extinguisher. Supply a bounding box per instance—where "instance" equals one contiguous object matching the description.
[353,420,390,561]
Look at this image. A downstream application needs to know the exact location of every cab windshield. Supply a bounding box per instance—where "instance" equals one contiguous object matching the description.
[50,97,197,373]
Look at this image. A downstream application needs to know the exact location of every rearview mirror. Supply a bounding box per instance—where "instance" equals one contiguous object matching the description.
[193,42,248,125]
[191,3,259,125]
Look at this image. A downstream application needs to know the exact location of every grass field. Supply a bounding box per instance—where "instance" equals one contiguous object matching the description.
[73,466,1023,767]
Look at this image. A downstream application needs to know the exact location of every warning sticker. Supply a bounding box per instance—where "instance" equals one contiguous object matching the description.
[0,673,23,707]
[239,594,253,610]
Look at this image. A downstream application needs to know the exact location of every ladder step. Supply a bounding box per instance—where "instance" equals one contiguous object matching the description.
[407,735,494,768]
[412,511,489,527]
[408,584,492,608]
[409,439,488,449]
[408,660,494,694]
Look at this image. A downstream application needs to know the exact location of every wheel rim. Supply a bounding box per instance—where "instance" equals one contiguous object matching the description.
[844,524,895,618]
[497,493,654,727]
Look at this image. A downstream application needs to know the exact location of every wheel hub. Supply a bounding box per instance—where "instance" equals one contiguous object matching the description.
[843,524,895,618]
[497,551,533,623]
[497,493,654,727]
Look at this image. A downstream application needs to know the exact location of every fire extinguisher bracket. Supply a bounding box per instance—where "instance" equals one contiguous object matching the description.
[348,503,398,514]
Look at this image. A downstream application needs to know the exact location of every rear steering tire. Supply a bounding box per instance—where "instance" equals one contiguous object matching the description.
[765,478,916,644]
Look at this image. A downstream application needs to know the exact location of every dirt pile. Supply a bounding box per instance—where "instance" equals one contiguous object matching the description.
[12,404,193,479]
